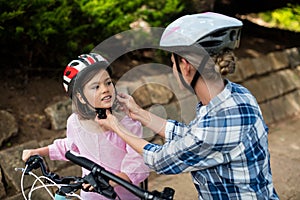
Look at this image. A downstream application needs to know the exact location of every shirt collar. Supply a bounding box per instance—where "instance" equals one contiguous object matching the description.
[196,79,232,115]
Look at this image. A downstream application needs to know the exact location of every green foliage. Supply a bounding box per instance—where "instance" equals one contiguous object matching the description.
[259,4,300,32]
[0,0,184,76]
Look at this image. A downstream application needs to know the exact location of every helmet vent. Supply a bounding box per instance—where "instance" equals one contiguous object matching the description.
[210,30,227,38]
[230,30,237,41]
[199,40,222,47]
[65,71,71,76]
[71,61,79,66]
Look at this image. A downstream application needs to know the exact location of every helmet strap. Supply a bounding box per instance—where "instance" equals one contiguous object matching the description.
[173,54,194,93]
[190,55,209,89]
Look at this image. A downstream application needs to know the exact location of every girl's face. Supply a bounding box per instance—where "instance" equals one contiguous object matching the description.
[82,69,115,109]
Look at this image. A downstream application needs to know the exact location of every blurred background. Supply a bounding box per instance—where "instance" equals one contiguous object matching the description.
[0,0,300,199]
[1,0,300,79]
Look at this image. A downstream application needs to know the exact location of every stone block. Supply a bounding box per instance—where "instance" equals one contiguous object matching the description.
[123,80,143,95]
[285,47,300,68]
[44,99,72,130]
[268,91,300,122]
[243,71,300,104]
[0,141,41,193]
[146,83,173,105]
[237,58,256,79]
[0,110,18,146]
[290,69,300,88]
[252,55,273,75]
[277,70,300,92]
[268,51,289,71]
[258,75,281,101]
[142,74,171,87]
[3,192,23,200]
[242,79,267,103]
[124,80,153,108]
[131,84,152,108]
[0,170,5,198]
[269,97,289,122]
[297,66,300,78]
[281,94,300,119]
[143,74,173,105]
[285,90,300,114]
[259,101,274,125]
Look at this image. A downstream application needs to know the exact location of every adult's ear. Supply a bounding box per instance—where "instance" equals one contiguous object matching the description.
[76,92,86,104]
[180,58,192,76]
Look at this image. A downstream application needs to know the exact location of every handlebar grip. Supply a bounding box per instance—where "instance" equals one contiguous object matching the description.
[65,151,97,171]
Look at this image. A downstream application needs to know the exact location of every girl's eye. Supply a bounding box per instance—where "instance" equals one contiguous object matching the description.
[106,81,112,86]
[92,85,99,90]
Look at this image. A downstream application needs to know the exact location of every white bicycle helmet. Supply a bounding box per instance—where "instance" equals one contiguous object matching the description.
[63,53,108,96]
[160,12,243,55]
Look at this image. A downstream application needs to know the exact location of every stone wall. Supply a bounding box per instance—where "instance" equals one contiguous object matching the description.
[0,47,299,199]
[228,48,300,124]
[117,47,300,126]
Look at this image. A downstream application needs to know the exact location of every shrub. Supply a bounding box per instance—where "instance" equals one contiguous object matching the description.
[0,0,184,77]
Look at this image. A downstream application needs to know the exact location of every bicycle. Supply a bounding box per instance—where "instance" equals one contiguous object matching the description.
[16,150,175,200]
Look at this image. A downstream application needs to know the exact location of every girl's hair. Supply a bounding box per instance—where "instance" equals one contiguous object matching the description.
[71,61,113,120]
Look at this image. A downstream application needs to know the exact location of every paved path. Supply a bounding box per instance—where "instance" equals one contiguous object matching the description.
[148,115,300,200]
[268,115,300,200]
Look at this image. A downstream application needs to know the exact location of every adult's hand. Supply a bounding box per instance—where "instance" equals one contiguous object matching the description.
[96,110,122,133]
[96,110,148,155]
[117,93,142,121]
[117,93,167,136]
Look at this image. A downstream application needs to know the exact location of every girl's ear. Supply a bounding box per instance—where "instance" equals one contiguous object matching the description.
[76,92,86,104]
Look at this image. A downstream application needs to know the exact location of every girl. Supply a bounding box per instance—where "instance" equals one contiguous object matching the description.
[22,53,149,199]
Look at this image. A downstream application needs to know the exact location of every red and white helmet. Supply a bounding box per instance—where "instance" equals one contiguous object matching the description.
[63,53,108,94]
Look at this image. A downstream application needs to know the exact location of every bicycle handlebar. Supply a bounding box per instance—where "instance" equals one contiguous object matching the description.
[21,152,174,200]
[65,151,174,200]
[65,151,96,171]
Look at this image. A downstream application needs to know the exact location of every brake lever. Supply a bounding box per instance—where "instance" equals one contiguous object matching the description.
[58,178,85,194]
[24,155,44,174]
[83,172,116,199]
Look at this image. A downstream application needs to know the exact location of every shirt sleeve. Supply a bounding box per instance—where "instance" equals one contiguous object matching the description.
[48,138,70,161]
[143,108,253,175]
[165,119,190,142]
[48,114,79,161]
[120,116,150,185]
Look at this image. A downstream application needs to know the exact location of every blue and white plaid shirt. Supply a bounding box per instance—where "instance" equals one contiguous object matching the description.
[143,80,279,200]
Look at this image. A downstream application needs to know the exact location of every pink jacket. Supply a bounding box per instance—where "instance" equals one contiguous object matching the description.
[48,113,149,199]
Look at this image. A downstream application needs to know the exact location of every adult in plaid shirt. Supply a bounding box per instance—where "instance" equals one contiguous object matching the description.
[97,12,279,200]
